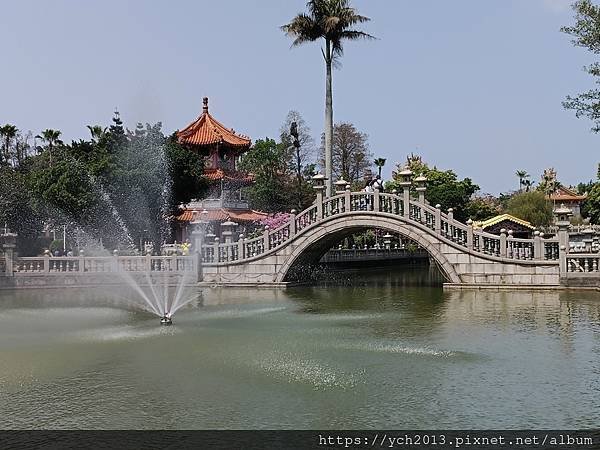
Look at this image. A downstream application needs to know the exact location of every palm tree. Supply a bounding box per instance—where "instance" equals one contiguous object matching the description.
[0,124,18,165]
[374,157,386,178]
[36,129,63,167]
[87,125,108,143]
[515,169,529,192]
[282,0,374,197]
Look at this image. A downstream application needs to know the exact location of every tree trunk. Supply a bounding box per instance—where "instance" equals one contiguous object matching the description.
[324,39,333,197]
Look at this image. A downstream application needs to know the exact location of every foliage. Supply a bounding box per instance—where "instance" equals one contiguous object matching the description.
[280,111,316,210]
[506,191,554,227]
[584,182,600,223]
[239,138,292,212]
[282,0,374,195]
[562,0,600,131]
[464,195,502,221]
[260,213,291,230]
[321,122,373,184]
[387,155,479,222]
[374,157,386,177]
[2,113,208,254]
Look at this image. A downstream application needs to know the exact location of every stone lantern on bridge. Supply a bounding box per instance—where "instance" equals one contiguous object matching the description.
[312,173,327,212]
[397,167,413,218]
[220,220,238,244]
[555,203,572,252]
[414,174,428,204]
[335,178,348,195]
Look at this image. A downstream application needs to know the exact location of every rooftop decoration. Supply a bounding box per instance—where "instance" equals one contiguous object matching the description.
[176,97,251,148]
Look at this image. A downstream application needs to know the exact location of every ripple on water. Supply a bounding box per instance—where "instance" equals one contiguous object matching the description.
[333,340,462,358]
[254,352,364,390]
[196,306,288,320]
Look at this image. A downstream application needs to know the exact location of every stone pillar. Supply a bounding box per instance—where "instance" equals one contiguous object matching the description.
[397,167,413,218]
[373,186,380,212]
[312,173,326,219]
[559,245,567,274]
[435,204,441,234]
[500,228,507,258]
[263,226,270,253]
[289,210,297,237]
[533,231,542,260]
[344,186,351,213]
[466,219,474,250]
[238,234,245,260]
[213,237,220,263]
[447,208,454,222]
[3,246,14,277]
[44,250,51,273]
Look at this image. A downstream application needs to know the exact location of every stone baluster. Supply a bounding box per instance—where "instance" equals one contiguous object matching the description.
[373,185,380,212]
[44,250,51,273]
[559,245,567,274]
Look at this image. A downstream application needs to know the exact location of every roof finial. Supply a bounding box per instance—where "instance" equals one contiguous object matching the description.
[203,97,209,113]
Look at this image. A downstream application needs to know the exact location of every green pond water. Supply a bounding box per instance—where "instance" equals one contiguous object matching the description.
[0,266,599,429]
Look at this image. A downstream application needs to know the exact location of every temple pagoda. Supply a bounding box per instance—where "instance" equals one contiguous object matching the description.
[174,97,266,242]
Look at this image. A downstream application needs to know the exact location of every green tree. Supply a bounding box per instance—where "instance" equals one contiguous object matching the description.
[35,129,63,167]
[562,0,600,131]
[464,194,502,221]
[506,191,554,227]
[388,156,479,222]
[239,138,291,212]
[374,157,386,178]
[282,0,374,197]
[0,124,18,166]
[280,110,316,210]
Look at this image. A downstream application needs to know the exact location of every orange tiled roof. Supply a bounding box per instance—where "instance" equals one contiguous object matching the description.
[174,208,267,223]
[176,97,251,148]
[548,186,587,202]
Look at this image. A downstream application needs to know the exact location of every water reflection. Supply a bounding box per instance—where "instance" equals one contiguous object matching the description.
[0,266,599,429]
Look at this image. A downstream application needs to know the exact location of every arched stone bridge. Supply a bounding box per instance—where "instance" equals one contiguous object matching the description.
[199,188,565,287]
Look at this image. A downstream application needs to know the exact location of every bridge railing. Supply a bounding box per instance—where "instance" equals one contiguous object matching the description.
[11,255,196,275]
[565,254,600,273]
[195,189,564,265]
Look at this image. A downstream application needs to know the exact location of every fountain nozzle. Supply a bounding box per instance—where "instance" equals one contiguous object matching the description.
[160,315,172,326]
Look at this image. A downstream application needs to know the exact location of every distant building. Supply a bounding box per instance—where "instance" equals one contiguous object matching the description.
[547,186,587,219]
[473,214,535,239]
[173,97,266,242]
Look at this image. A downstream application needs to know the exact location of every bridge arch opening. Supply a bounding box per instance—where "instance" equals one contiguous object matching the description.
[277,215,460,284]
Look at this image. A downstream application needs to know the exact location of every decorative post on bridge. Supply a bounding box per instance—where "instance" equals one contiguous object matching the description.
[238,234,245,260]
[0,229,17,277]
[221,220,238,262]
[345,185,351,213]
[397,167,413,219]
[289,209,297,237]
[533,231,542,260]
[414,174,427,204]
[263,226,270,253]
[335,179,348,212]
[312,173,326,219]
[500,228,507,258]
[555,204,572,275]
[191,209,209,281]
[466,219,474,250]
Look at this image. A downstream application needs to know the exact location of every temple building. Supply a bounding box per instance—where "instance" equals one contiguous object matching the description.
[548,186,587,219]
[173,97,266,242]
[473,214,535,239]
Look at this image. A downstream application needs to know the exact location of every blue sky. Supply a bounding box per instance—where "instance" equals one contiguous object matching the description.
[1,0,597,194]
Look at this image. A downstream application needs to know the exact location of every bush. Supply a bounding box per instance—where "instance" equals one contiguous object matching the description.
[506,191,554,227]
